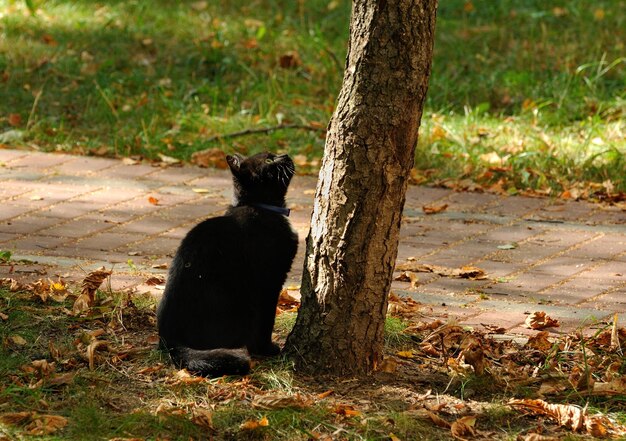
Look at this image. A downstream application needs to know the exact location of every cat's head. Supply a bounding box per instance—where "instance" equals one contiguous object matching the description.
[226,152,295,205]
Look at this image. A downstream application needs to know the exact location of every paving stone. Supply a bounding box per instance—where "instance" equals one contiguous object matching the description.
[484,195,549,217]
[442,191,502,213]
[77,232,143,251]
[6,152,73,170]
[0,204,37,221]
[50,156,119,175]
[564,234,626,261]
[0,149,29,162]
[40,218,113,238]
[0,215,65,235]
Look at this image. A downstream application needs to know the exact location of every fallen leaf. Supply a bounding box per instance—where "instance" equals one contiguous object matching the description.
[426,411,451,429]
[525,331,553,351]
[332,404,361,417]
[395,262,487,279]
[0,311,8,321]
[422,203,448,215]
[157,153,181,165]
[525,312,560,330]
[145,276,166,286]
[461,343,485,375]
[508,398,626,436]
[396,350,417,359]
[25,414,68,435]
[191,148,228,169]
[151,263,168,269]
[72,268,111,314]
[497,243,518,250]
[122,157,139,165]
[9,335,28,346]
[279,51,301,69]
[252,393,310,409]
[8,113,22,127]
[148,196,159,205]
[317,390,334,399]
[87,340,108,370]
[191,408,214,429]
[240,416,269,430]
[394,271,419,288]
[0,412,68,435]
[450,415,477,440]
[378,358,397,373]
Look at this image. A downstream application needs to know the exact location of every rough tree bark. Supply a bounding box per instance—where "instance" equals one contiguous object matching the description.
[285,0,438,375]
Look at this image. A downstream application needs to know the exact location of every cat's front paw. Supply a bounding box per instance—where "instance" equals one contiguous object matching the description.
[249,342,281,357]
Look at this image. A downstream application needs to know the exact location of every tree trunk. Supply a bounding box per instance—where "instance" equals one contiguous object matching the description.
[285,0,438,375]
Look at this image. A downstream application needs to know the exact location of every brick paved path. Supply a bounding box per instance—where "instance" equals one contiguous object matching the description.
[1,149,624,335]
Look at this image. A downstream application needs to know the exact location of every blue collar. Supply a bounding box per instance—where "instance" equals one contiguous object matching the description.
[252,203,290,217]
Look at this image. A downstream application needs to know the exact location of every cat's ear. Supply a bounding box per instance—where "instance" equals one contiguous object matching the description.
[226,154,243,174]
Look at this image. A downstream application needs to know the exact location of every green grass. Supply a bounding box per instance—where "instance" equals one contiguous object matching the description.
[0,0,624,196]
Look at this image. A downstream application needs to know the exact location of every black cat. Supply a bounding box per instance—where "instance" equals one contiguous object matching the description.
[157,152,298,377]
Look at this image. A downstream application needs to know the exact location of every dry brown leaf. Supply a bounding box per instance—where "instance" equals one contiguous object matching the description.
[252,393,310,410]
[461,344,485,375]
[592,377,626,396]
[0,412,67,435]
[525,331,553,351]
[25,414,68,435]
[279,51,301,69]
[378,357,398,373]
[394,271,419,288]
[509,398,626,436]
[521,434,559,441]
[509,399,585,431]
[8,113,22,127]
[0,411,32,425]
[87,340,108,370]
[72,268,112,314]
[277,289,300,310]
[145,276,166,286]
[395,262,487,280]
[0,311,8,321]
[30,359,56,377]
[191,148,228,169]
[525,312,560,330]
[405,319,444,333]
[387,291,422,317]
[422,203,449,215]
[46,372,76,387]
[191,408,214,429]
[450,415,477,440]
[426,411,451,429]
[481,323,505,334]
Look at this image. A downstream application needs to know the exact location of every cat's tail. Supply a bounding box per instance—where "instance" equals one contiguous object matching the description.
[169,347,251,377]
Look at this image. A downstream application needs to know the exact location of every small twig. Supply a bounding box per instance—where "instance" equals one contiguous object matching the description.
[94,80,119,119]
[204,123,326,143]
[27,84,45,131]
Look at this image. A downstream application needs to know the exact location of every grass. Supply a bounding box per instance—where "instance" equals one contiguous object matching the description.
[0,0,624,196]
[3,285,626,439]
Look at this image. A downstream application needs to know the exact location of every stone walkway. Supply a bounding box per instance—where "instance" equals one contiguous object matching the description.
[1,149,624,336]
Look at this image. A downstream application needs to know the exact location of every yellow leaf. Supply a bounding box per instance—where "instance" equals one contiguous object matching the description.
[396,350,416,359]
[9,335,27,346]
[593,8,605,20]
